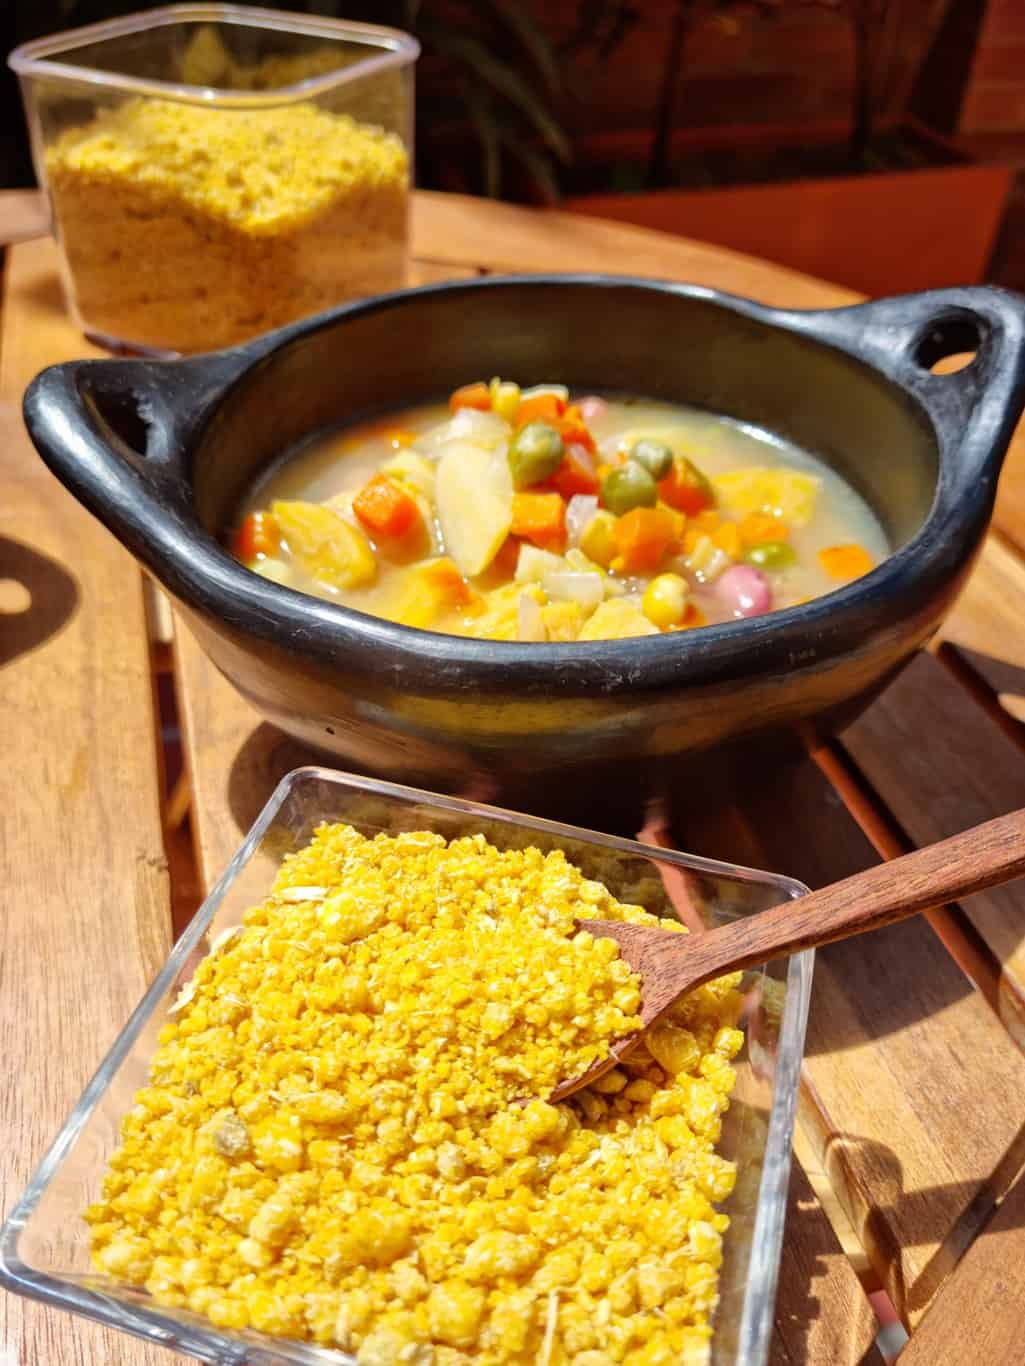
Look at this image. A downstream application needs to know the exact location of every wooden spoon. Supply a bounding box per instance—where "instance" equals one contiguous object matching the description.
[552,807,1025,1101]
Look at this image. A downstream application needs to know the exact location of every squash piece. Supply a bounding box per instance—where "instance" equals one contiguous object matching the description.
[272,500,376,590]
[711,468,820,528]
[471,583,531,640]
[435,441,514,577]
[576,599,659,640]
[388,557,478,629]
[541,600,587,641]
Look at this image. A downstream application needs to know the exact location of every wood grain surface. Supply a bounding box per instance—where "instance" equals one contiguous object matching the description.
[773,1163,886,1366]
[842,652,1025,1043]
[5,190,1025,1363]
[1,241,177,1364]
[896,1164,1025,1366]
[666,741,1025,1327]
[0,189,47,247]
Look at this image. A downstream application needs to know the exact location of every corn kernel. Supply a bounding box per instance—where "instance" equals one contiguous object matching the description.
[87,824,740,1362]
[427,1280,485,1346]
[642,573,689,629]
[579,509,618,568]
[489,378,522,423]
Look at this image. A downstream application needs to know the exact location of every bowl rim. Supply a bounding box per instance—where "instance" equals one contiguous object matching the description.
[26,273,1025,692]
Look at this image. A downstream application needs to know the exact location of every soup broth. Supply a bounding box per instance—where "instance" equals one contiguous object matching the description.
[233,382,889,642]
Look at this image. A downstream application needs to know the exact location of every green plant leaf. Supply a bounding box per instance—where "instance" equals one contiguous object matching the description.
[401,0,424,29]
[430,32,572,164]
[499,129,562,204]
[477,0,562,94]
[463,88,503,198]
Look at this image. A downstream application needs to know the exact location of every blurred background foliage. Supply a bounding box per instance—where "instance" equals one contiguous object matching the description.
[0,0,972,199]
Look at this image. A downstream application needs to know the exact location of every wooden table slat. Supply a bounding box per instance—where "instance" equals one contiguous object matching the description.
[772,1164,886,1366]
[937,534,1025,733]
[1,242,177,1364]
[842,651,1025,1044]
[670,738,1025,1328]
[411,191,863,308]
[897,1164,1025,1365]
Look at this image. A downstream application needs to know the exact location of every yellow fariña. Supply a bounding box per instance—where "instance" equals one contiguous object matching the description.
[46,98,408,351]
[86,825,744,1365]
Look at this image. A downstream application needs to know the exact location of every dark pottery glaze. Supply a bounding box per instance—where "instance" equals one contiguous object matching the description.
[23,277,1025,821]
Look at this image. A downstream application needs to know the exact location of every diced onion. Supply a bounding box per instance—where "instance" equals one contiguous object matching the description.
[566,494,598,548]
[421,408,510,453]
[515,544,564,583]
[542,571,605,610]
[517,593,546,641]
[520,384,569,403]
[564,547,603,573]
[252,557,293,586]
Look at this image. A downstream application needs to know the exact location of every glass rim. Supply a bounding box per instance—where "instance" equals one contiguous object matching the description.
[0,764,814,1366]
[7,3,420,109]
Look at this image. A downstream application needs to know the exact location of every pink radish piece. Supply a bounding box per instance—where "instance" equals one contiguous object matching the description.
[717,564,772,618]
[578,396,608,422]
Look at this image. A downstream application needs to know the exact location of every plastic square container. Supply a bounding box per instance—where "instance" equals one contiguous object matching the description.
[9,4,418,356]
[0,768,812,1365]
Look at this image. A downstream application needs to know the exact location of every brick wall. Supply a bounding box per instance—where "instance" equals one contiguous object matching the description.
[960,0,1025,132]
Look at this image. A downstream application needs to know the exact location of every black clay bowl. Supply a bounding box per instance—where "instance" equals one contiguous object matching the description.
[22,277,1025,820]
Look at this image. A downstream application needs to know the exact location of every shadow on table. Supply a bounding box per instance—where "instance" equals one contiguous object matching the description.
[663,734,978,1056]
[227,722,326,834]
[815,1124,1025,1329]
[946,643,1025,728]
[17,262,66,318]
[0,534,78,669]
[771,1161,888,1366]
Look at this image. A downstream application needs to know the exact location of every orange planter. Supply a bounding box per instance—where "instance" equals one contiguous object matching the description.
[565,125,1011,297]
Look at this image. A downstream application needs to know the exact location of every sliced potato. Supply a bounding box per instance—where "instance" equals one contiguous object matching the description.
[421,409,510,453]
[435,441,513,577]
[514,544,564,584]
[272,500,377,591]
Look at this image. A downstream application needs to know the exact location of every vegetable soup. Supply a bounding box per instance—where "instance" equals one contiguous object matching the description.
[232,380,888,642]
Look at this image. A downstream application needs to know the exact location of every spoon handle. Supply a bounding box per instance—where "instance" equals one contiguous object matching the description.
[705,805,1025,979]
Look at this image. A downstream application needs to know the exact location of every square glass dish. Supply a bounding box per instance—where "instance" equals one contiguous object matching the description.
[9,4,418,356]
[0,768,812,1366]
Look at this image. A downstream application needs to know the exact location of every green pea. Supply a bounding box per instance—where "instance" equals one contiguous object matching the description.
[745,541,797,571]
[601,462,658,515]
[630,439,674,481]
[508,421,564,489]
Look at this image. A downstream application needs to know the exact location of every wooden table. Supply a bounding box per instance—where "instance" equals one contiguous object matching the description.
[4,190,1025,1366]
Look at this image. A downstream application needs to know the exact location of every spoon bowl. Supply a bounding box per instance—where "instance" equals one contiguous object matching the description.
[553,806,1025,1101]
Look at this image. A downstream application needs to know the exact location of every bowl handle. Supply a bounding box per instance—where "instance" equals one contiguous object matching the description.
[778,285,1025,479]
[22,338,276,575]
